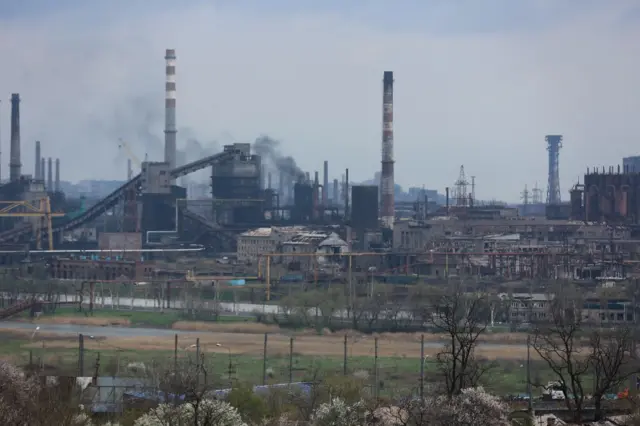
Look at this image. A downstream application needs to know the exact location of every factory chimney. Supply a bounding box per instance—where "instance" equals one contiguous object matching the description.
[323,161,329,206]
[55,158,60,192]
[35,141,41,180]
[164,49,177,182]
[41,158,45,184]
[381,72,395,229]
[333,179,339,205]
[9,94,21,182]
[47,158,52,190]
[278,171,285,204]
[267,172,272,190]
[345,168,350,218]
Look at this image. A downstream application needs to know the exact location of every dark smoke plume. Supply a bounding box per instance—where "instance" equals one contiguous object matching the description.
[252,135,304,181]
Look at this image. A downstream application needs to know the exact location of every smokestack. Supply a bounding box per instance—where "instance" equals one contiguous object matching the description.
[9,94,21,182]
[445,187,450,213]
[345,168,350,217]
[323,161,329,206]
[314,171,320,219]
[55,158,60,192]
[381,71,395,229]
[164,49,177,182]
[47,157,52,190]
[35,141,41,180]
[41,158,45,184]
[127,158,133,180]
[267,172,272,190]
[278,171,285,204]
[333,179,339,205]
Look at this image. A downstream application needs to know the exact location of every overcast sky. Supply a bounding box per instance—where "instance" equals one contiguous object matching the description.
[1,0,639,202]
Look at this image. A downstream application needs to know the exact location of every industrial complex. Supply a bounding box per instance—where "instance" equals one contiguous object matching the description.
[0,48,637,297]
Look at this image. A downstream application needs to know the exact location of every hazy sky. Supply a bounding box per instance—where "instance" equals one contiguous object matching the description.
[1,0,639,202]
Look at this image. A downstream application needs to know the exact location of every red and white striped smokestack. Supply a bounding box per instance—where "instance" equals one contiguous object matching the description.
[381,71,395,229]
[164,49,177,183]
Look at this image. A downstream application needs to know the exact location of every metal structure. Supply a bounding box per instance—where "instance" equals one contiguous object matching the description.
[164,49,177,183]
[9,94,21,182]
[453,165,469,207]
[381,71,395,229]
[521,184,530,215]
[0,197,63,249]
[546,135,563,205]
[532,182,543,204]
[0,146,246,246]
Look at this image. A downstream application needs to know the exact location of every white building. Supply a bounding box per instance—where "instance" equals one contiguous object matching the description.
[237,228,284,264]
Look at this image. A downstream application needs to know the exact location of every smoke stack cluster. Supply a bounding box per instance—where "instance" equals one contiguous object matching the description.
[381,71,395,229]
[35,140,41,180]
[9,94,21,182]
[164,49,177,181]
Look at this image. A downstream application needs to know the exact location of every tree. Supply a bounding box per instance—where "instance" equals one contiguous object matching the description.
[133,399,245,426]
[397,387,510,426]
[589,326,636,421]
[531,286,589,423]
[426,282,491,396]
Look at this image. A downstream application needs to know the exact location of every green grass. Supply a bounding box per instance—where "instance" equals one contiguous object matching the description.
[23,307,256,328]
[0,333,535,396]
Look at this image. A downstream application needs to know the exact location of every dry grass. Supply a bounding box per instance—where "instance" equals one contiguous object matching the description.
[29,317,130,326]
[171,321,280,334]
[5,327,530,360]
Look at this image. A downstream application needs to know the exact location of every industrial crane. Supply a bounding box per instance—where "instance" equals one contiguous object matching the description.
[0,197,64,250]
[117,138,148,179]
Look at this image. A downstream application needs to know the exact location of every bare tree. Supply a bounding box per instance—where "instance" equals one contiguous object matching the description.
[590,326,637,421]
[531,286,589,423]
[426,281,491,396]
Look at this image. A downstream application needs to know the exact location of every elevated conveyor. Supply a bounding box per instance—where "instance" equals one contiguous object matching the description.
[0,150,238,244]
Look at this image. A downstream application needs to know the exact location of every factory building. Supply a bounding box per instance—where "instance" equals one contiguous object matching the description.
[570,167,640,224]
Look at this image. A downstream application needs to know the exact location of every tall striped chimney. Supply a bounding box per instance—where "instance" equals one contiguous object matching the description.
[9,94,21,182]
[164,49,177,182]
[381,72,395,229]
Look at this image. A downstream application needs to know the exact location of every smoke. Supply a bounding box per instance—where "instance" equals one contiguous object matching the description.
[252,135,305,181]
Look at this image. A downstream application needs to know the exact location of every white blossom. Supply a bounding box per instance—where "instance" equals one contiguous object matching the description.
[134,399,246,426]
[310,398,366,426]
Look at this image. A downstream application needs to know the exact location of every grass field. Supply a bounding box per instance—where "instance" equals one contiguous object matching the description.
[16,307,258,329]
[0,327,565,397]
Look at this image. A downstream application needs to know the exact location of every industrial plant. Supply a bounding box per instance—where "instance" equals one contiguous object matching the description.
[0,48,638,296]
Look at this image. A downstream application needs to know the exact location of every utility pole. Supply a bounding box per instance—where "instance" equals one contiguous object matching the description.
[343,334,348,376]
[78,333,85,377]
[419,334,425,398]
[262,333,268,385]
[374,337,379,400]
[288,337,293,384]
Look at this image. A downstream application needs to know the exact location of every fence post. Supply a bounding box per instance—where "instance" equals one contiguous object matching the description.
[78,333,84,377]
[289,337,293,384]
[420,334,425,398]
[262,333,268,385]
[343,334,348,376]
[374,337,378,399]
[174,334,178,376]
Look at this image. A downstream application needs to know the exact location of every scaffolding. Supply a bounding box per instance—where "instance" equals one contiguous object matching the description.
[0,197,64,250]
